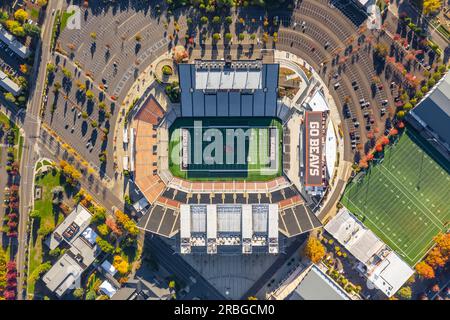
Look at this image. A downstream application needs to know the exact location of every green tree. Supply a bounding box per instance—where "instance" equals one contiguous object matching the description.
[62,67,72,79]
[38,225,54,237]
[24,23,41,38]
[97,224,110,237]
[73,288,84,299]
[30,210,40,219]
[4,92,16,104]
[403,102,413,111]
[423,0,442,15]
[14,9,28,23]
[86,90,95,100]
[47,63,56,73]
[96,238,114,254]
[91,209,106,224]
[396,286,412,300]
[49,248,61,258]
[85,290,96,300]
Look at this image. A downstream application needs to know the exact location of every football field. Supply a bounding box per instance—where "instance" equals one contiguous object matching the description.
[342,128,450,266]
[169,117,282,181]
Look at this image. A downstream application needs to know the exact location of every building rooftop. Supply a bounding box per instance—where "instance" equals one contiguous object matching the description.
[46,204,92,250]
[43,205,100,297]
[111,277,172,300]
[409,72,450,152]
[0,25,30,59]
[324,208,414,297]
[324,208,384,264]
[179,60,279,118]
[99,280,117,298]
[0,70,21,96]
[180,203,278,254]
[42,253,83,297]
[289,265,350,300]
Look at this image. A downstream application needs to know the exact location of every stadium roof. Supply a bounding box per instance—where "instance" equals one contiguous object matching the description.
[195,64,262,90]
[179,204,278,254]
[289,265,350,300]
[179,60,279,117]
[409,72,450,150]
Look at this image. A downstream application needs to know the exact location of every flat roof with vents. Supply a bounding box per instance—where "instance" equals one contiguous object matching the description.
[179,203,278,254]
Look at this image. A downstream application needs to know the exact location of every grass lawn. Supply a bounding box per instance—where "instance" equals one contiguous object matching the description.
[27,169,65,295]
[60,9,76,31]
[28,7,40,20]
[0,111,19,145]
[341,128,450,266]
[168,117,283,181]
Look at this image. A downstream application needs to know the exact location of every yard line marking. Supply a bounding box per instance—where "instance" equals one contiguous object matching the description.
[344,198,410,258]
[378,165,443,229]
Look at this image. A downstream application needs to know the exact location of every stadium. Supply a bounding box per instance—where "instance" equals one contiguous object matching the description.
[127,55,340,255]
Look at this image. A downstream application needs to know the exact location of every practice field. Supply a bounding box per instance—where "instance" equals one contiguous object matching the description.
[169,117,282,181]
[341,128,450,266]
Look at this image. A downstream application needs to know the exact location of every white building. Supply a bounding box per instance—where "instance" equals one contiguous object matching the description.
[0,70,21,96]
[0,25,30,59]
[324,208,414,297]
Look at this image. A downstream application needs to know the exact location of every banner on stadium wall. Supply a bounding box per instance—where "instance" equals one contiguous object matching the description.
[305,112,323,187]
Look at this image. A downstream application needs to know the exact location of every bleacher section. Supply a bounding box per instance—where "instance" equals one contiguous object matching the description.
[132,96,166,204]
[137,204,180,238]
[168,176,291,193]
[138,184,321,238]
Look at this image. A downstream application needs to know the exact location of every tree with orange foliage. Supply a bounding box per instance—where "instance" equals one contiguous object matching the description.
[359,159,369,169]
[389,128,398,136]
[106,216,123,237]
[303,236,326,263]
[375,144,383,152]
[426,247,448,268]
[415,261,435,279]
[434,233,450,256]
[113,255,129,275]
[380,136,390,145]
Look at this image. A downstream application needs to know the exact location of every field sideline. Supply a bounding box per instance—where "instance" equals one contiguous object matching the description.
[341,128,450,266]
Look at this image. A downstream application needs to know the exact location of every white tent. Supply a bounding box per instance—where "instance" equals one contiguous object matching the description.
[101,260,117,276]
[99,280,117,298]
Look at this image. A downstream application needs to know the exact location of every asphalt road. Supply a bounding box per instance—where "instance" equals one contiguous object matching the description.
[16,0,63,300]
